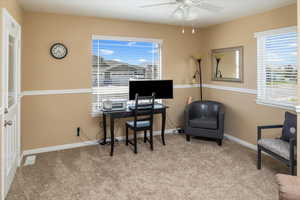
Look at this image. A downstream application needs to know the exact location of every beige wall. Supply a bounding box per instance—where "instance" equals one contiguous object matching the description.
[1,0,23,24]
[201,4,297,144]
[22,12,203,91]
[203,88,286,144]
[202,4,297,89]
[21,4,298,156]
[22,12,203,150]
[22,88,200,150]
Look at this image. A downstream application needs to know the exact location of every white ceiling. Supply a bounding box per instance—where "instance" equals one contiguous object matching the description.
[19,0,296,27]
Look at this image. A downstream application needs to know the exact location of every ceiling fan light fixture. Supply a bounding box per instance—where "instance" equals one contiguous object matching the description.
[140,0,223,34]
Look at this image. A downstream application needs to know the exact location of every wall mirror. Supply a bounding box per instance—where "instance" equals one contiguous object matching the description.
[211,46,243,82]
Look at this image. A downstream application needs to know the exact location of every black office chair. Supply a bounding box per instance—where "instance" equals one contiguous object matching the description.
[125,93,155,154]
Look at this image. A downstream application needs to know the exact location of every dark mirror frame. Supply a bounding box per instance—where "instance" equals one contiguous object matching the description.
[211,46,244,82]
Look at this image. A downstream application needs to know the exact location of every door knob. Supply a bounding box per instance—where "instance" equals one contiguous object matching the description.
[4,120,13,127]
[4,108,8,114]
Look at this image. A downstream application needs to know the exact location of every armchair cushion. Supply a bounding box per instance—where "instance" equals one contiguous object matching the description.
[281,112,297,143]
[189,117,217,129]
[126,121,150,128]
[258,138,290,160]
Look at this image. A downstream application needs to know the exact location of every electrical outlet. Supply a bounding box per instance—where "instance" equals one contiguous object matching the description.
[77,127,80,136]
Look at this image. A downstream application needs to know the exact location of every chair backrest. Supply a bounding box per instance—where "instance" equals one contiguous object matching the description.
[281,112,297,143]
[188,100,222,119]
[133,93,155,128]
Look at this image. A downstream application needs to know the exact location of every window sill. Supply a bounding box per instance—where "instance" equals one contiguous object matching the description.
[256,99,296,111]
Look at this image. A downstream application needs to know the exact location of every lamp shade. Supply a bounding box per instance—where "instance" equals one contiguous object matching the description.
[214,53,225,59]
[192,55,203,60]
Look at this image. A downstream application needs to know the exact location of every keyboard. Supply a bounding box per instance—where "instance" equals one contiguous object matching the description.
[128,103,162,110]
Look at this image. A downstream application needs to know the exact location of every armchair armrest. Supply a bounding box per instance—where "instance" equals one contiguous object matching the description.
[257,125,283,141]
[218,109,225,129]
[289,136,296,146]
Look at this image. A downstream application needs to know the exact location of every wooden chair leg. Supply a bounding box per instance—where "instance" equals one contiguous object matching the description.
[134,130,137,154]
[126,126,129,146]
[257,146,262,170]
[150,129,153,151]
[144,130,147,143]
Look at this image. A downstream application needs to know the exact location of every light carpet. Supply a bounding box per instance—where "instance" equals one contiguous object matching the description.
[6,135,287,200]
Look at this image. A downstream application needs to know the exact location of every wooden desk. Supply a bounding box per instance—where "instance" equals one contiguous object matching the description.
[100,104,168,156]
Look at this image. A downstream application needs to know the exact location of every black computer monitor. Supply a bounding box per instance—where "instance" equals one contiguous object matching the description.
[129,80,173,100]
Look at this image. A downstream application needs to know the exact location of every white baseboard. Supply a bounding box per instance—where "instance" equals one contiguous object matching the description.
[21,84,258,97]
[22,129,177,156]
[22,130,258,159]
[224,133,257,151]
[22,140,99,156]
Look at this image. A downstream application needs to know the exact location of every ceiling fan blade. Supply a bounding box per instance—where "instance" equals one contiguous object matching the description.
[140,2,177,8]
[195,2,223,12]
[170,5,183,18]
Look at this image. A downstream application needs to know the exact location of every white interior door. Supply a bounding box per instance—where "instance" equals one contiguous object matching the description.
[1,9,21,199]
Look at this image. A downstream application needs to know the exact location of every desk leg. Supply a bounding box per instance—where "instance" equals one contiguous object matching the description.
[101,113,107,145]
[110,117,115,156]
[161,109,166,145]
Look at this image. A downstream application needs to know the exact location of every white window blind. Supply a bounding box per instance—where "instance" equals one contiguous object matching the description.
[91,36,162,116]
[255,26,298,109]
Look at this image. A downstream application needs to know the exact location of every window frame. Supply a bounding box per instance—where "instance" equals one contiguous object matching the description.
[91,35,163,116]
[254,26,298,111]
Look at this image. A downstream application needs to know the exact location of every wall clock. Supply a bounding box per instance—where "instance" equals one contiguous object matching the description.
[50,43,68,59]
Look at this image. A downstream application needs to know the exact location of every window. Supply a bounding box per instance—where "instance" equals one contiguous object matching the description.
[255,26,298,109]
[91,36,162,116]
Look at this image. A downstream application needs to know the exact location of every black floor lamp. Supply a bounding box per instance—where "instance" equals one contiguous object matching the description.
[192,57,203,101]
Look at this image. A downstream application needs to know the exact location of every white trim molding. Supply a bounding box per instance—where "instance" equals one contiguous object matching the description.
[296,106,300,113]
[92,35,163,44]
[21,84,297,112]
[22,129,177,156]
[21,130,259,157]
[21,84,257,97]
[254,26,297,38]
[203,84,257,95]
[21,85,200,96]
[257,100,296,111]
[22,140,100,156]
[22,88,92,96]
[224,134,257,151]
[174,84,200,89]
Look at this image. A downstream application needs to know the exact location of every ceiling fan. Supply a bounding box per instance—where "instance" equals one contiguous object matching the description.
[140,0,223,34]
[140,0,223,13]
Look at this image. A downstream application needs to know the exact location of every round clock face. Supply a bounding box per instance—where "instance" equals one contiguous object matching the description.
[50,43,68,59]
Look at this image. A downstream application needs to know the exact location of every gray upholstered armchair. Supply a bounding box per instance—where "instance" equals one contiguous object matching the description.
[257,112,297,175]
[184,101,225,145]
